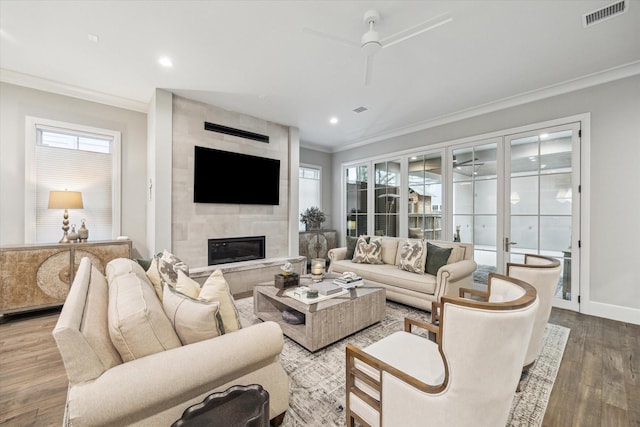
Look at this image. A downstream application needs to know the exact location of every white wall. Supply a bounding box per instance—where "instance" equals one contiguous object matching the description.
[300,146,333,229]
[0,82,148,257]
[331,75,640,323]
[146,89,173,257]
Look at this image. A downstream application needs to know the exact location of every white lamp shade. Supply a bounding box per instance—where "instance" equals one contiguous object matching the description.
[48,191,84,209]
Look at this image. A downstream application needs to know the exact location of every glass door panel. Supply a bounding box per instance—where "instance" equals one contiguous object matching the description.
[452,142,499,284]
[374,160,401,237]
[345,165,368,238]
[408,154,442,240]
[505,124,579,311]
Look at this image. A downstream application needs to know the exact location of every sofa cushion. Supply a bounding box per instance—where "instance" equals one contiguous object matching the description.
[331,260,437,294]
[157,249,189,288]
[162,284,224,345]
[448,246,466,264]
[175,270,201,299]
[398,239,427,274]
[425,242,453,275]
[108,272,181,362]
[199,269,242,333]
[106,258,149,284]
[380,237,399,265]
[352,236,383,264]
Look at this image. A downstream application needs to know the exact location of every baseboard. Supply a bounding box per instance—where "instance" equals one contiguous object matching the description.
[586,301,640,325]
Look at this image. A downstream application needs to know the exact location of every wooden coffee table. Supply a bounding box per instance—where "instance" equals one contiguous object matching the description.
[253,278,385,352]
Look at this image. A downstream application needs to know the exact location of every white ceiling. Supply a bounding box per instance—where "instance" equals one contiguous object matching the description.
[1,1,639,152]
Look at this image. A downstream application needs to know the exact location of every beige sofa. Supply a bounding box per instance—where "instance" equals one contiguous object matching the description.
[53,257,289,426]
[328,238,476,311]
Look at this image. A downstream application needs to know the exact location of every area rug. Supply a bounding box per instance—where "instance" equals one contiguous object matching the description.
[235,297,569,427]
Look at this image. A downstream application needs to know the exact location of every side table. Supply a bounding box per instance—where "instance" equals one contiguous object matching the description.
[172,384,269,427]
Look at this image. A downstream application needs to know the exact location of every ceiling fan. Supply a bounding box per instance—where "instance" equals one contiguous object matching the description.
[453,156,484,167]
[303,9,452,86]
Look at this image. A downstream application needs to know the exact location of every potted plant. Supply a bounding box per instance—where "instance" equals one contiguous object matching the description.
[300,206,326,231]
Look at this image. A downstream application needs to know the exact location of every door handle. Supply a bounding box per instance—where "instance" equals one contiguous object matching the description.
[504,238,518,252]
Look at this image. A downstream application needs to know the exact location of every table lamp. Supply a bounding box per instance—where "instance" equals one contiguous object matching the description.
[48,190,83,243]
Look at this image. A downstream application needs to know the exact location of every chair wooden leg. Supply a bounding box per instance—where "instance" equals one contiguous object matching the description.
[270,411,286,427]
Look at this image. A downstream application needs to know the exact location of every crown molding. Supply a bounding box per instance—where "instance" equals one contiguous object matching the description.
[0,68,149,113]
[333,60,640,153]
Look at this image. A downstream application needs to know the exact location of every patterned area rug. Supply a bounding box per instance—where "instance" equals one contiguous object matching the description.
[235,297,569,427]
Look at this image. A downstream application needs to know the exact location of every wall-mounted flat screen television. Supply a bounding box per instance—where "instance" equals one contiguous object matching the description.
[194,146,280,205]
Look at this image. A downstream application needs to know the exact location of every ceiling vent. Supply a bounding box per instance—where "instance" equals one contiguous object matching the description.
[583,0,627,27]
[353,106,368,113]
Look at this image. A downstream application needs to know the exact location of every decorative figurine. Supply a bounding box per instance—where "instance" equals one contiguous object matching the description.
[68,225,79,243]
[78,219,89,242]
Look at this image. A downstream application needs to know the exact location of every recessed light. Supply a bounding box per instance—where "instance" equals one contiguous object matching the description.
[329,117,339,125]
[158,57,173,67]
[87,33,99,43]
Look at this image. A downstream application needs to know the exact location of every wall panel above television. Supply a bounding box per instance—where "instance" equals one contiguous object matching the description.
[193,146,280,205]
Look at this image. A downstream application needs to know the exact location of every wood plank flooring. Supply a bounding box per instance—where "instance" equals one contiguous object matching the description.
[0,307,638,426]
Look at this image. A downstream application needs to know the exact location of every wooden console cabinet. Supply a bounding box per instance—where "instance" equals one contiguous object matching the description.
[0,240,132,315]
[299,229,337,263]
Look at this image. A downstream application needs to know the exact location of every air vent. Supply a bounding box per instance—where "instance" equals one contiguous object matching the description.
[583,0,627,27]
[353,106,368,113]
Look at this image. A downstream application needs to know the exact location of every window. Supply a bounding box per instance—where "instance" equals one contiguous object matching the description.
[299,165,322,231]
[25,117,121,243]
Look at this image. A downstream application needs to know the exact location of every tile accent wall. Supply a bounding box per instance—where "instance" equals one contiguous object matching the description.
[171,95,292,268]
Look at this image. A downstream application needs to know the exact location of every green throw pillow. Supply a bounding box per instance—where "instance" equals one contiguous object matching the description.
[135,258,152,271]
[347,235,369,260]
[346,236,358,259]
[425,242,452,275]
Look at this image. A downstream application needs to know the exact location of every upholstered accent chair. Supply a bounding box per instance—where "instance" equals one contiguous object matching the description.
[506,254,562,372]
[345,273,538,427]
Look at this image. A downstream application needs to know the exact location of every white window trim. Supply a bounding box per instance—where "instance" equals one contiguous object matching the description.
[299,162,323,211]
[24,116,122,243]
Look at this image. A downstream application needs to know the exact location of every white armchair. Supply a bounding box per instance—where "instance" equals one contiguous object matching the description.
[345,273,538,427]
[506,254,562,371]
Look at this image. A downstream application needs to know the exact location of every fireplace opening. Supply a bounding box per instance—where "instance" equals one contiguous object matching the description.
[208,236,265,266]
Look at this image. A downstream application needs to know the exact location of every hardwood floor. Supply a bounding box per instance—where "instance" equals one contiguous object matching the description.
[0,307,638,426]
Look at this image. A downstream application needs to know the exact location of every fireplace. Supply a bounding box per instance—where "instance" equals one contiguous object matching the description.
[208,236,265,266]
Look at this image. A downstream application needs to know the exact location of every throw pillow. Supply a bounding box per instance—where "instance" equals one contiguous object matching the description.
[134,258,152,271]
[145,254,164,300]
[352,236,383,264]
[198,269,242,333]
[157,249,189,288]
[162,284,224,345]
[398,239,427,274]
[175,270,201,299]
[345,235,359,260]
[425,242,453,276]
[107,272,181,362]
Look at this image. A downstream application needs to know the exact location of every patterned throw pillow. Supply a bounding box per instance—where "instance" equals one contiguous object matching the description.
[157,249,189,288]
[352,236,383,264]
[398,239,427,274]
[425,242,453,275]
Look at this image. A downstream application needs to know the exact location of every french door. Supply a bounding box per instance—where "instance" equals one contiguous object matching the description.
[451,122,581,311]
[504,123,580,311]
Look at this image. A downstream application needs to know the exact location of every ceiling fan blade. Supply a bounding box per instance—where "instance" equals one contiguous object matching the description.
[364,55,375,86]
[381,13,453,49]
[302,27,360,48]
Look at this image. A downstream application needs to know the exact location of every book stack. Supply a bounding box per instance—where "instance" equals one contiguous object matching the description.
[333,274,364,289]
[311,281,343,296]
